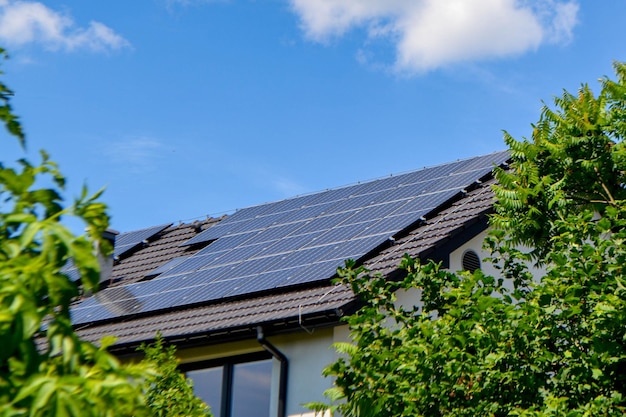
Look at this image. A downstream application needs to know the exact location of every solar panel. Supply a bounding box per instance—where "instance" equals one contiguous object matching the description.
[204,244,266,266]
[355,212,419,236]
[326,234,387,258]
[328,192,384,214]
[170,266,232,287]
[71,151,509,325]
[290,212,353,235]
[258,231,323,254]
[145,256,189,278]
[343,201,407,225]
[162,253,225,276]
[244,222,305,245]
[275,202,334,224]
[172,279,237,306]
[71,298,118,325]
[305,222,373,246]
[275,260,341,287]
[397,190,458,216]
[61,258,81,282]
[382,182,430,201]
[221,256,282,278]
[114,223,171,258]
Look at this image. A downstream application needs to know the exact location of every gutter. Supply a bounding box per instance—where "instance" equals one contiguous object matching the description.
[256,326,288,417]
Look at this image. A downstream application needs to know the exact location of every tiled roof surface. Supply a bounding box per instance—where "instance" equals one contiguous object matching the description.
[75,283,354,351]
[109,218,224,287]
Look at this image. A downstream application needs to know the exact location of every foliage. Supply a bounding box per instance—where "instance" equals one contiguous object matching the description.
[312,62,626,416]
[0,48,151,416]
[139,334,212,417]
[0,49,24,148]
[491,62,626,260]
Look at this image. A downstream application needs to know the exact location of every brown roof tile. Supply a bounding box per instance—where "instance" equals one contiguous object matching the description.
[75,283,355,351]
[109,217,223,287]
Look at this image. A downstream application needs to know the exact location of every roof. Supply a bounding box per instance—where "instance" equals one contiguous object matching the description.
[109,218,223,287]
[366,175,498,275]
[70,151,508,352]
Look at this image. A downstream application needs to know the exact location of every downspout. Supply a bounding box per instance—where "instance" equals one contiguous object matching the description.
[256,326,288,417]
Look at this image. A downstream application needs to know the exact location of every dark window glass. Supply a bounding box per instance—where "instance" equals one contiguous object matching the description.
[188,366,223,417]
[231,360,272,417]
[186,355,272,417]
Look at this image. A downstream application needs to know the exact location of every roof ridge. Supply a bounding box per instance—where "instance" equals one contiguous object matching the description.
[117,150,509,234]
[207,150,509,213]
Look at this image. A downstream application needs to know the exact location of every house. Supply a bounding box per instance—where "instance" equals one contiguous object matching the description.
[70,150,510,417]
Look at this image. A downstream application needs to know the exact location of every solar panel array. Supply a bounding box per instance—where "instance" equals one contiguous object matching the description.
[113,223,172,259]
[61,258,80,282]
[60,224,172,285]
[71,151,509,325]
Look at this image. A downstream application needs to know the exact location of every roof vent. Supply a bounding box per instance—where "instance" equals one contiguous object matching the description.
[192,221,203,233]
[462,250,481,273]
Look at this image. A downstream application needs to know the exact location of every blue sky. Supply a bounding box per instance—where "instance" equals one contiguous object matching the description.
[1,0,624,232]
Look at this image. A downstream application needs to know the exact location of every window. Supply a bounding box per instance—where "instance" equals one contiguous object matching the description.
[184,352,273,417]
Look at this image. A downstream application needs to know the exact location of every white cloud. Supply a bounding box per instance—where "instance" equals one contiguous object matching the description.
[288,0,579,73]
[544,1,578,43]
[104,137,166,174]
[271,175,308,197]
[0,0,129,52]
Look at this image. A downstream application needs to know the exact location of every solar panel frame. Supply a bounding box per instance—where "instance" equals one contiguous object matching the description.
[71,302,115,325]
[406,162,459,183]
[257,231,323,254]
[326,191,386,214]
[355,212,421,237]
[396,189,459,215]
[274,260,341,287]
[420,171,482,195]
[182,265,234,285]
[198,231,258,251]
[341,200,407,225]
[182,223,230,246]
[204,243,267,266]
[214,256,279,279]
[159,253,227,277]
[305,222,376,246]
[275,202,335,224]
[289,211,355,235]
[327,234,389,260]
[242,222,305,245]
[145,256,190,278]
[172,279,238,306]
[381,182,431,202]
[274,245,335,268]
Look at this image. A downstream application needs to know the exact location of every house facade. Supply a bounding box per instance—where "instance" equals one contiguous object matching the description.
[70,151,510,417]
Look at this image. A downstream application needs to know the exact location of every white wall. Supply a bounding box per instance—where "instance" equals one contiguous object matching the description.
[179,326,351,417]
[273,325,352,417]
[178,231,548,417]
[449,228,546,288]
[449,229,500,276]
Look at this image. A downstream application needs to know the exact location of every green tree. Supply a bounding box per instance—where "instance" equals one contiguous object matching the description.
[312,62,626,416]
[0,48,151,416]
[491,62,626,261]
[139,334,212,417]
